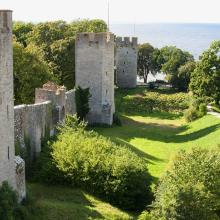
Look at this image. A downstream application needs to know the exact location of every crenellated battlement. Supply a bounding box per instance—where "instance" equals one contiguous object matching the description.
[76,32,115,46]
[116,36,138,48]
[0,10,12,33]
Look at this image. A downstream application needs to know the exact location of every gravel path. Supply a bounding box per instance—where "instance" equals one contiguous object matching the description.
[207,104,220,119]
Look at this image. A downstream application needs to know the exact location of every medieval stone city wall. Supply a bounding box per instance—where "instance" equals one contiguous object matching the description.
[116,37,138,88]
[0,13,137,202]
[75,32,115,125]
[14,82,76,159]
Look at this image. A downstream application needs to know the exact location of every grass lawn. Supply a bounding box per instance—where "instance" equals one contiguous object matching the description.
[95,88,220,180]
[26,183,134,220]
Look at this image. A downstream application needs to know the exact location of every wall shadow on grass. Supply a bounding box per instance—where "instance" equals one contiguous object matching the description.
[121,116,220,144]
[28,183,105,220]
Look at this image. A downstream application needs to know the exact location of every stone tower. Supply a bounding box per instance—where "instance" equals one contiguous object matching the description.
[116,37,138,88]
[75,32,115,125]
[0,10,16,189]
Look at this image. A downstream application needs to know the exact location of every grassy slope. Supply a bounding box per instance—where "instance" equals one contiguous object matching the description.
[27,183,134,220]
[96,88,220,179]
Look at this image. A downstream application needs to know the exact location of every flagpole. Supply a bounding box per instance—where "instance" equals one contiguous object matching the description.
[108,0,110,32]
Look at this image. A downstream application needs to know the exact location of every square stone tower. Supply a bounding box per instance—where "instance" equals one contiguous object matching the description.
[0,10,16,189]
[75,32,115,125]
[116,37,138,88]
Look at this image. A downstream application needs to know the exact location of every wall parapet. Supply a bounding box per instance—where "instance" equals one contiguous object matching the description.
[116,36,138,48]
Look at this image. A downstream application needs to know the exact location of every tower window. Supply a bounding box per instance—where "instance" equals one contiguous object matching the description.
[8,146,9,160]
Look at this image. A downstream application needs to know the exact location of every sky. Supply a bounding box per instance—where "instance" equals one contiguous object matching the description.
[1,0,220,24]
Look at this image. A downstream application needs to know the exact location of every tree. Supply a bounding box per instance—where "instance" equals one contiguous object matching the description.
[151,148,220,220]
[13,21,34,47]
[190,41,220,105]
[159,46,194,91]
[27,19,107,89]
[138,43,160,83]
[13,41,55,104]
[75,86,91,121]
[177,61,196,91]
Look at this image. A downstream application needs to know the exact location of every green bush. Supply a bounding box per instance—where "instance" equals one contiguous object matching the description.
[184,97,207,122]
[0,182,30,220]
[151,148,220,220]
[51,115,152,210]
[116,89,188,115]
[138,211,152,220]
[199,103,207,116]
[113,113,122,126]
[184,107,199,122]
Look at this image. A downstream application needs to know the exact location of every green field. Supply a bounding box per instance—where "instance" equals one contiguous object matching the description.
[96,88,220,179]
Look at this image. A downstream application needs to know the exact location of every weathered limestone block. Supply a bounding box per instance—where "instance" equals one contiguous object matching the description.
[116,37,138,88]
[0,10,16,190]
[65,89,76,115]
[75,32,115,125]
[15,156,26,202]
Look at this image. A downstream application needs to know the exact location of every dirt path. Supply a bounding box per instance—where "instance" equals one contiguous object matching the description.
[207,105,220,119]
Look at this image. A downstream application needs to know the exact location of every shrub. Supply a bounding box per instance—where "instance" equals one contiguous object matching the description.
[184,107,199,122]
[113,113,122,126]
[151,148,220,220]
[0,181,30,220]
[199,103,207,116]
[51,115,152,210]
[75,86,91,121]
[116,89,188,115]
[138,211,152,220]
[184,97,207,122]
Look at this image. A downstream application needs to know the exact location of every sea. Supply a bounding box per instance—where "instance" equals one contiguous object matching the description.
[110,23,220,82]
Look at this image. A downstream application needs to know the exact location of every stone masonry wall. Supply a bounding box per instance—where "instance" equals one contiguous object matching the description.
[116,37,138,88]
[14,82,76,160]
[14,101,53,159]
[0,10,17,190]
[65,89,76,115]
[75,32,115,125]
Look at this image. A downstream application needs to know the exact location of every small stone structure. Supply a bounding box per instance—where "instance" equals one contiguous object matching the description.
[0,10,25,201]
[116,37,138,88]
[75,32,115,125]
[14,82,76,159]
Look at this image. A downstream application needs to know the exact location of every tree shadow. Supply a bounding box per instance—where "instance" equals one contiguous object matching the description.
[121,111,183,120]
[114,138,165,165]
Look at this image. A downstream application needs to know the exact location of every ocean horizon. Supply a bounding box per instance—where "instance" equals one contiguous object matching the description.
[110,23,220,60]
